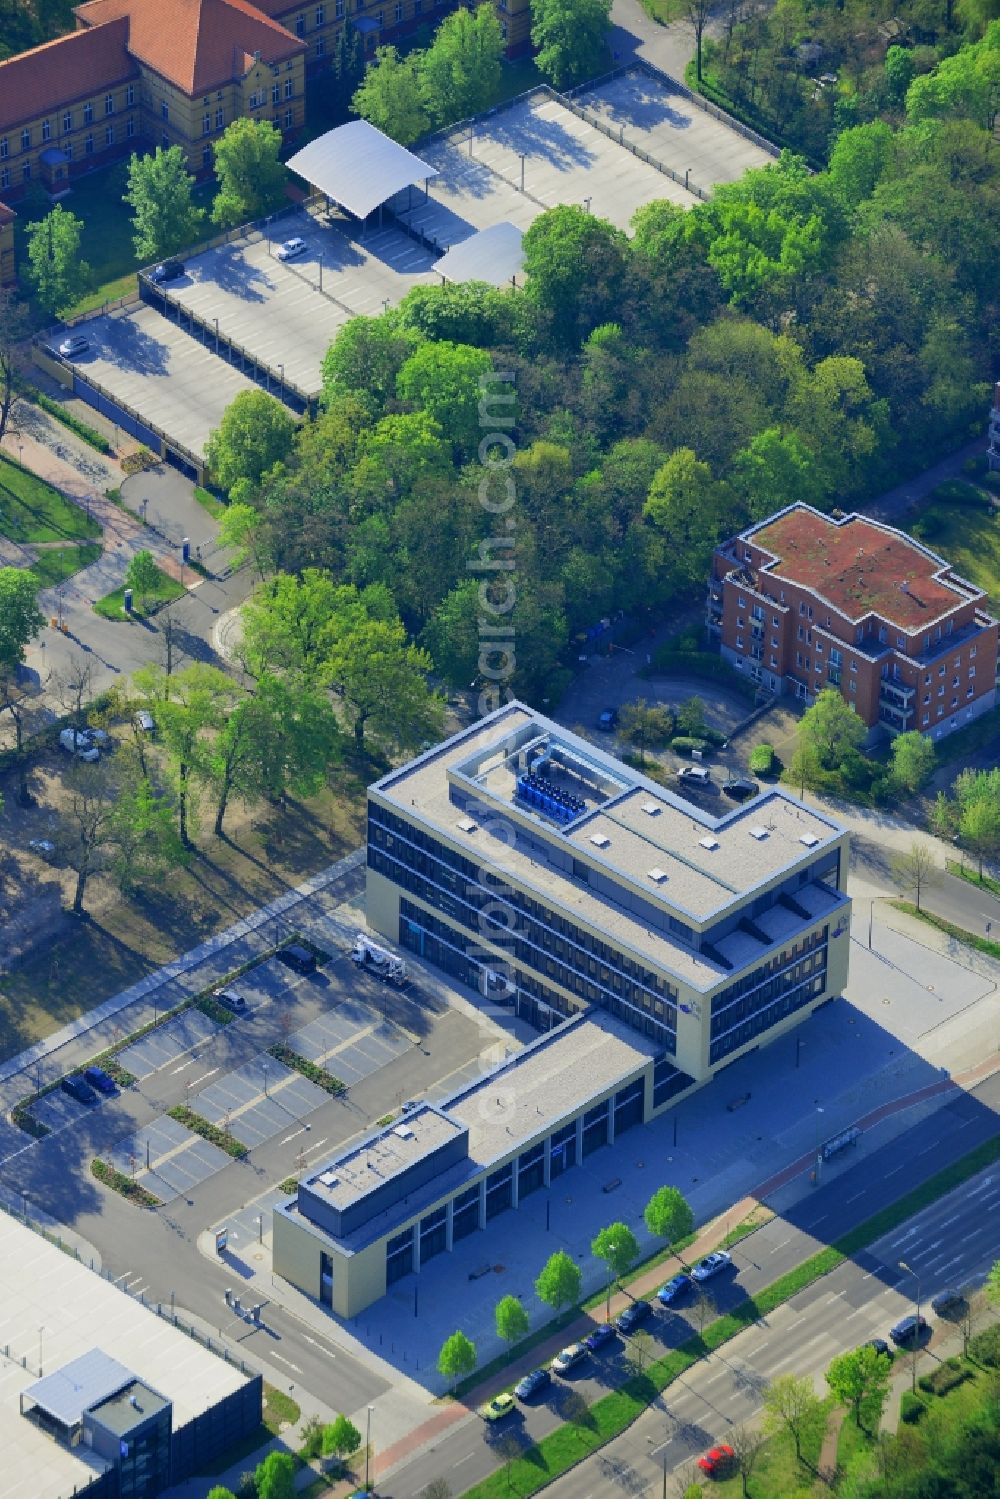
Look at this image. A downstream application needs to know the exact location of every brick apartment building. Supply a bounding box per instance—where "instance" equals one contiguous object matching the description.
[0,0,529,221]
[709,503,999,742]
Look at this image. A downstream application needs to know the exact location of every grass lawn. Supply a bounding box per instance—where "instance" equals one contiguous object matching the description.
[93,564,185,619]
[27,542,102,587]
[194,485,226,519]
[909,480,1000,612]
[892,900,1000,960]
[836,1414,872,1477]
[946,859,1000,897]
[0,455,100,542]
[709,1395,833,1496]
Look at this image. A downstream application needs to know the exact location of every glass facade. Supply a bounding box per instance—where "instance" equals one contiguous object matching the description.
[371,806,678,1050]
[709,928,828,1064]
[117,1411,171,1499]
[386,1226,413,1284]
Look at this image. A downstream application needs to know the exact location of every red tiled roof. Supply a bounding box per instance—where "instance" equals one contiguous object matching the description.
[75,0,304,95]
[0,18,136,132]
[750,506,975,630]
[0,203,15,225]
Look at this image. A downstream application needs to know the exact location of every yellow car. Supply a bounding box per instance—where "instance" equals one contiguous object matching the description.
[479,1392,516,1422]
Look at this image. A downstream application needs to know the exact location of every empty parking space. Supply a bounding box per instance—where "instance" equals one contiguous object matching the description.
[106,1115,230,1204]
[575,69,776,193]
[117,1008,220,1080]
[31,1088,93,1133]
[159,212,437,396]
[0,1118,29,1165]
[191,1054,328,1148]
[68,304,261,459]
[287,1007,409,1087]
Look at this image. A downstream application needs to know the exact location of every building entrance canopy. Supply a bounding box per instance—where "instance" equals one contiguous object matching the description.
[286,119,438,221]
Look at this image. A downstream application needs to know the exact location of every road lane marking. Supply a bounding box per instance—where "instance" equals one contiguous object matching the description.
[844,1190,865,1204]
[188,1068,219,1089]
[270,1352,302,1373]
[302,1334,333,1356]
[452,1454,474,1469]
[282,1127,306,1144]
[303,1137,330,1161]
[768,1237,793,1253]
[172,1059,194,1074]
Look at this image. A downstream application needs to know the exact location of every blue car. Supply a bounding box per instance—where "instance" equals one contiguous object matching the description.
[84,1066,117,1096]
[585,1322,617,1351]
[514,1367,551,1400]
[616,1299,653,1334]
[657,1273,691,1307]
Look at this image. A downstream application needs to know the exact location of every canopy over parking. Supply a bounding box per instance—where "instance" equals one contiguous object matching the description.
[433,221,525,286]
[287,120,438,221]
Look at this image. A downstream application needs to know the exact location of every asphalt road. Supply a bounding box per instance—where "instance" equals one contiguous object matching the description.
[922,870,1000,938]
[383,1071,1000,1497]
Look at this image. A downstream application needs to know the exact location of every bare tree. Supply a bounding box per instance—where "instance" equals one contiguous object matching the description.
[423,1482,453,1499]
[890,841,939,912]
[157,604,188,681]
[691,1284,716,1340]
[763,1372,821,1462]
[53,653,97,730]
[0,668,42,806]
[729,1424,766,1498]
[57,760,121,914]
[0,287,30,450]
[624,1329,655,1378]
[956,1291,986,1357]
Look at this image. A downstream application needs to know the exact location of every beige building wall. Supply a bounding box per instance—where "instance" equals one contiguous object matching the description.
[0,79,139,198]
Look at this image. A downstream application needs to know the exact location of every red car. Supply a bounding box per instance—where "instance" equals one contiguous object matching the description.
[698,1444,735,1476]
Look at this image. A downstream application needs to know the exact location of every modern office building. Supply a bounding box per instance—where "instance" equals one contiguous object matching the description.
[709,503,998,741]
[0,1214,260,1499]
[273,702,850,1316]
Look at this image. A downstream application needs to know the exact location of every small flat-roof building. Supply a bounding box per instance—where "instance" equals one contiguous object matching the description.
[709,503,999,740]
[0,1215,260,1499]
[273,703,850,1317]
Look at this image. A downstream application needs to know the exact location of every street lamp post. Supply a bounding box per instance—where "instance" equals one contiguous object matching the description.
[868,899,874,950]
[256,1214,262,1244]
[262,1061,269,1098]
[899,1260,921,1392]
[365,1404,374,1491]
[813,1103,824,1186]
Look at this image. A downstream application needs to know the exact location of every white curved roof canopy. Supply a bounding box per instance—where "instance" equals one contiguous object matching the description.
[434,221,526,286]
[286,120,438,221]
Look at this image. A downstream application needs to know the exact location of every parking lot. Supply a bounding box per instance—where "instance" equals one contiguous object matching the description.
[105,1116,230,1205]
[575,67,776,194]
[156,215,437,397]
[117,1007,222,1082]
[191,1053,328,1148]
[287,1002,410,1086]
[67,303,260,459]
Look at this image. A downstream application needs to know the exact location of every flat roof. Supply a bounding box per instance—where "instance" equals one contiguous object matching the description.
[304,1108,464,1213]
[372,704,845,985]
[89,1379,170,1438]
[449,1010,659,1167]
[287,121,438,220]
[24,1350,134,1429]
[0,1216,248,1499]
[747,505,983,629]
[434,221,525,286]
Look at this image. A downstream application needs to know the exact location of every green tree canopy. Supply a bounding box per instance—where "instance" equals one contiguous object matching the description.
[321,315,418,417]
[437,1329,476,1387]
[495,1294,530,1344]
[211,117,286,228]
[352,46,429,144]
[124,146,205,261]
[522,206,629,344]
[730,427,822,518]
[763,1373,822,1461]
[591,1222,639,1318]
[905,22,1000,132]
[0,567,45,676]
[321,1413,362,1460]
[643,448,736,591]
[825,1345,892,1432]
[535,1249,582,1312]
[888,730,936,793]
[124,549,162,612]
[421,4,504,126]
[827,121,895,209]
[643,1186,694,1252]
[255,1450,297,1499]
[798,688,867,770]
[25,205,90,314]
[396,339,494,457]
[205,390,296,493]
[531,0,611,88]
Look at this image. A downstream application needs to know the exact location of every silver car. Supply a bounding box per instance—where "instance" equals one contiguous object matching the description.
[276,236,307,261]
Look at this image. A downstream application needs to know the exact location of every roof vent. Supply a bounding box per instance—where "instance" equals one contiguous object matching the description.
[393,1124,415,1140]
[456,818,477,833]
[641,801,661,816]
[749,826,769,841]
[799,833,820,847]
[590,833,611,849]
[647,867,668,883]
[699,836,719,851]
[318,1171,339,1187]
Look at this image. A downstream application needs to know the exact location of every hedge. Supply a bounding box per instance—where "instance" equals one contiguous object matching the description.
[900,1391,927,1424]
[749,743,775,775]
[91,1157,161,1208]
[918,1361,969,1397]
[969,1323,1000,1368]
[30,388,114,454]
[268,1044,346,1097]
[671,736,709,757]
[168,1104,248,1159]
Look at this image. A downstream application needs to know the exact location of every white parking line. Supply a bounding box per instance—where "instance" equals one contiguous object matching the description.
[188,1068,219,1089]
[172,1059,195,1074]
[282,1127,306,1145]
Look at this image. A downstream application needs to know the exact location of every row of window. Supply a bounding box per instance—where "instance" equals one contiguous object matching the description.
[711,948,826,1038]
[292,0,441,26]
[736,587,976,659]
[711,927,828,1014]
[0,119,135,187]
[709,972,825,1065]
[1,88,136,156]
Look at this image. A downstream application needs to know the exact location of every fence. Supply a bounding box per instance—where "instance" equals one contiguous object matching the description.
[547,81,711,202]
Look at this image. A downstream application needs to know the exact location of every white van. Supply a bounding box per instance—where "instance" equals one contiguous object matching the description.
[677,764,711,787]
[59,728,99,762]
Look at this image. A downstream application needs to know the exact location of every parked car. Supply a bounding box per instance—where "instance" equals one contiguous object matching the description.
[677,764,713,788]
[657,1273,691,1307]
[84,1065,117,1096]
[277,943,317,974]
[597,708,618,731]
[616,1298,653,1334]
[27,838,56,861]
[58,728,99,762]
[479,1392,516,1422]
[148,258,185,283]
[890,1314,929,1347]
[550,1342,588,1375]
[722,777,758,802]
[698,1444,735,1476]
[931,1288,964,1315]
[584,1322,617,1351]
[276,236,307,260]
[134,710,156,734]
[213,987,247,1014]
[514,1367,551,1400]
[58,333,89,358]
[691,1251,732,1283]
[864,1338,893,1360]
[61,1074,98,1105]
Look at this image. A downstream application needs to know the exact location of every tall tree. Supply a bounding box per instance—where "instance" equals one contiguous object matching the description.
[205,390,296,494]
[522,206,628,344]
[888,731,936,793]
[826,1345,892,1432]
[0,287,29,449]
[0,567,44,677]
[211,118,286,228]
[763,1373,822,1461]
[24,205,90,315]
[321,1414,362,1463]
[124,146,204,262]
[326,612,444,753]
[395,339,494,458]
[798,688,866,770]
[321,315,417,418]
[332,18,364,109]
[437,1330,477,1389]
[644,1186,694,1263]
[352,47,430,145]
[124,549,162,614]
[729,1424,765,1498]
[254,1451,297,1499]
[618,700,675,766]
[531,0,611,89]
[591,1222,639,1321]
[495,1294,530,1345]
[156,663,231,846]
[535,1249,582,1313]
[890,841,939,911]
[421,4,504,126]
[643,448,736,591]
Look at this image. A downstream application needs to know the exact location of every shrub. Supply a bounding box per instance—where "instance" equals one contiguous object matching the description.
[749,743,775,775]
[962,455,987,477]
[671,736,709,757]
[30,387,114,454]
[900,1391,927,1424]
[268,1044,345,1097]
[969,1323,1000,1368]
[120,446,158,476]
[932,478,990,508]
[167,1104,248,1159]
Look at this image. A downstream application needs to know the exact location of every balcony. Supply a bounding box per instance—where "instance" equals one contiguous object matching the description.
[879,679,916,711]
[878,699,914,731]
